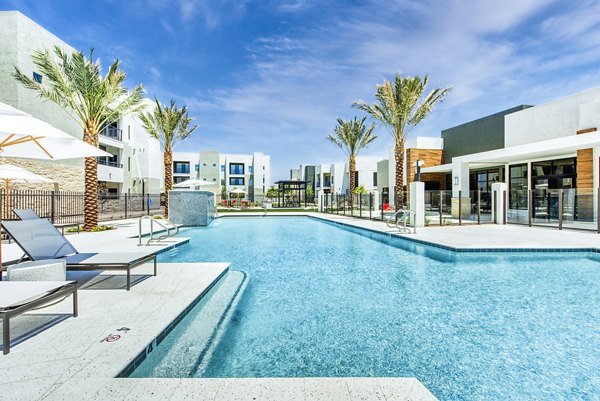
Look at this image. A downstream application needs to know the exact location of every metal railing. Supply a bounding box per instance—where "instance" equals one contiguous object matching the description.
[99,126,123,141]
[138,215,179,246]
[0,190,163,225]
[385,209,416,233]
[97,159,123,168]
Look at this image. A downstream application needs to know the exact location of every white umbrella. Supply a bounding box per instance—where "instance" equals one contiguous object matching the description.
[229,187,246,194]
[173,178,214,188]
[0,164,53,216]
[0,102,108,159]
[0,102,110,279]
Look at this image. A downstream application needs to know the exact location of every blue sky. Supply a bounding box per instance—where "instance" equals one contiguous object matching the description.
[3,0,600,180]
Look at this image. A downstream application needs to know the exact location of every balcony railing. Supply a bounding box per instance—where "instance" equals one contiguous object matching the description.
[98,159,123,168]
[100,126,123,141]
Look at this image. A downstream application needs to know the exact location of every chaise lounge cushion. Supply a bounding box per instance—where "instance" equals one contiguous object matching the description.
[7,259,66,281]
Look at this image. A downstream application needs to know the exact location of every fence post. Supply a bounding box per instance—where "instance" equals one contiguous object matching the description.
[359,194,362,218]
[381,192,384,221]
[477,190,481,224]
[439,190,443,226]
[528,190,532,227]
[493,191,497,224]
[125,193,128,219]
[369,193,373,220]
[597,187,600,234]
[50,190,56,224]
[558,189,563,230]
[503,190,507,225]
[350,192,354,217]
[458,190,462,226]
[147,195,150,216]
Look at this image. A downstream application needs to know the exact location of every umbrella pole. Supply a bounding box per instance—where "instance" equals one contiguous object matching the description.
[0,179,5,280]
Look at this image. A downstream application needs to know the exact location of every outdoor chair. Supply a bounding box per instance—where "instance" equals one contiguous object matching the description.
[2,219,157,291]
[0,280,77,354]
[12,208,80,234]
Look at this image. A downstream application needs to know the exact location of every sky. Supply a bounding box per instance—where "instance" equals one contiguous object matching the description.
[2,0,600,180]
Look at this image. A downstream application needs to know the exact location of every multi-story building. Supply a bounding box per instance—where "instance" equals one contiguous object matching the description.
[0,11,163,194]
[172,151,271,202]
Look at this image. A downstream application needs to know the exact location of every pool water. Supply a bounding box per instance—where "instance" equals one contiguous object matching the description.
[148,217,600,400]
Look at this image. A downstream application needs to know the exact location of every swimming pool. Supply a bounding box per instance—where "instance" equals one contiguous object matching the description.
[133,217,600,400]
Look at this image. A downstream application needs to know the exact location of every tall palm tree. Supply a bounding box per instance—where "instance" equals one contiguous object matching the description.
[139,98,198,218]
[13,46,144,230]
[327,117,377,208]
[354,73,450,208]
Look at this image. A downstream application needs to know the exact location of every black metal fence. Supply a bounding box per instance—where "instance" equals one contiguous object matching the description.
[0,190,163,225]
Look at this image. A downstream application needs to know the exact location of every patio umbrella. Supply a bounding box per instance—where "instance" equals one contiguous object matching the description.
[0,102,108,159]
[0,102,110,279]
[0,164,53,218]
[173,178,214,188]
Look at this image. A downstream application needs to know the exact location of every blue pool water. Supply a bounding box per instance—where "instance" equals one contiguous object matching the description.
[151,217,600,400]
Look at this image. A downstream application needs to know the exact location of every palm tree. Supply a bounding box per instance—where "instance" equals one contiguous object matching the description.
[327,117,377,208]
[13,47,144,230]
[354,73,450,208]
[139,98,198,218]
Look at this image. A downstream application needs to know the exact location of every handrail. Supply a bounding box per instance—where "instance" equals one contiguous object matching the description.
[385,209,417,234]
[138,216,180,246]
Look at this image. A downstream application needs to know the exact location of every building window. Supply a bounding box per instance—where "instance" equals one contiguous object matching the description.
[128,125,131,140]
[509,164,528,210]
[249,178,253,186]
[32,72,42,83]
[194,164,199,172]
[230,177,244,186]
[213,178,217,181]
[173,162,190,174]
[221,165,225,172]
[221,178,225,185]
[203,163,207,166]
[249,166,253,174]
[128,157,131,172]
[173,176,188,184]
[212,163,216,167]
[230,163,244,175]
[373,172,378,186]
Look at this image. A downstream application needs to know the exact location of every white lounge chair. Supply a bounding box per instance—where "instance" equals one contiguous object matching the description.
[0,281,77,354]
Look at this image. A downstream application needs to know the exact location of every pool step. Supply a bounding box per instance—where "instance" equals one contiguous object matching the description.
[128,269,248,378]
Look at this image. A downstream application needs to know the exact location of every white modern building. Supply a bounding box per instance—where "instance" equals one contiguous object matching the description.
[172,151,271,202]
[0,11,163,194]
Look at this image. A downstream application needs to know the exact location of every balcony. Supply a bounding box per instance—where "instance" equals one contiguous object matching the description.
[100,126,122,141]
[98,159,123,168]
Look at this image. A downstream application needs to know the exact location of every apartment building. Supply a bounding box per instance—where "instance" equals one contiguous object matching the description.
[0,11,163,194]
[293,156,384,200]
[172,151,271,202]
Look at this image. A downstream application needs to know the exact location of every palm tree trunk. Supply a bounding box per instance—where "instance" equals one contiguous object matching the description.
[83,123,99,231]
[164,150,173,218]
[395,138,404,210]
[349,154,356,209]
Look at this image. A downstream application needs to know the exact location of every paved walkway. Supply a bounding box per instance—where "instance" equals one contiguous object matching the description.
[312,213,600,250]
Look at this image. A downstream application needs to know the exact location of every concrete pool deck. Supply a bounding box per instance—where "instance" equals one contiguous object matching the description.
[1,217,437,401]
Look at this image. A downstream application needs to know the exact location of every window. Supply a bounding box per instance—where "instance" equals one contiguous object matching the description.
[229,163,244,175]
[203,163,207,166]
[213,178,217,181]
[249,178,253,186]
[195,164,200,172]
[532,158,576,189]
[173,176,189,184]
[373,172,378,186]
[221,178,225,185]
[32,72,42,83]
[221,165,225,172]
[173,162,190,174]
[212,163,216,167]
[249,166,253,174]
[128,125,131,140]
[230,177,244,186]
[509,164,528,209]
[128,157,131,172]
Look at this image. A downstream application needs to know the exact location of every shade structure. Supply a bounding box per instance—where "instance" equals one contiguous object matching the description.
[229,187,246,194]
[173,178,214,188]
[0,102,109,280]
[0,164,53,216]
[0,102,109,159]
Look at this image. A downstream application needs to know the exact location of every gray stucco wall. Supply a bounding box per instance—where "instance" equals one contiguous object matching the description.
[442,105,532,163]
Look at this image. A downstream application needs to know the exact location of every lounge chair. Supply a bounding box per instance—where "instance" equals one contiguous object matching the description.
[0,280,77,354]
[2,219,157,291]
[12,209,80,234]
